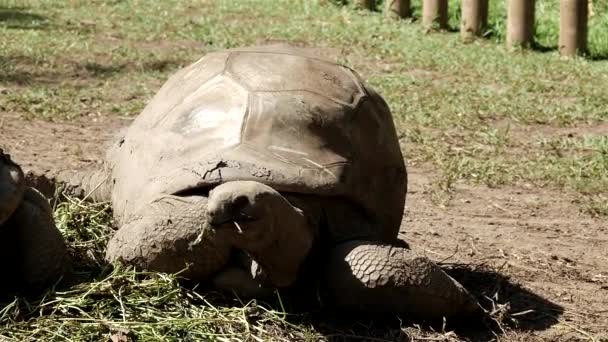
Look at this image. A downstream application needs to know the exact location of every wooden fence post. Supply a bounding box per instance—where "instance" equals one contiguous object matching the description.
[386,0,412,19]
[507,0,535,49]
[560,0,588,56]
[354,0,375,10]
[422,0,449,29]
[461,0,489,41]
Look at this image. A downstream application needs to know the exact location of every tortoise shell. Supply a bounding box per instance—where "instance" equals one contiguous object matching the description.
[111,46,407,235]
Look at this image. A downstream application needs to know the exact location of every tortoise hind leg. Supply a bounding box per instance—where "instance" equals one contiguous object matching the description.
[322,240,482,321]
[24,133,122,203]
[25,168,112,203]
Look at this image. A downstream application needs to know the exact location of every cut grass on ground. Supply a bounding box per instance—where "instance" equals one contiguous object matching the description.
[0,196,544,341]
[0,197,323,341]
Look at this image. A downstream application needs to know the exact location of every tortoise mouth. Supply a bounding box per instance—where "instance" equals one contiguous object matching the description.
[209,214,258,226]
[172,185,214,198]
[173,185,262,226]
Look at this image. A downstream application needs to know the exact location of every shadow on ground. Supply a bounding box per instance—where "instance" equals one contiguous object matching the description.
[304,263,564,341]
[530,42,608,61]
[0,55,183,85]
[445,263,564,333]
[0,7,48,30]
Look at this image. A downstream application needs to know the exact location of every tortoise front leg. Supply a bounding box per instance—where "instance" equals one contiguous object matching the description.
[323,241,482,320]
[105,195,233,280]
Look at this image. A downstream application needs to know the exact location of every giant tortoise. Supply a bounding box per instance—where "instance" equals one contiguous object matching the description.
[0,150,68,293]
[38,46,480,319]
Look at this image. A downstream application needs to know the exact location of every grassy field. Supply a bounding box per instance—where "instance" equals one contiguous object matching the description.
[1,0,607,341]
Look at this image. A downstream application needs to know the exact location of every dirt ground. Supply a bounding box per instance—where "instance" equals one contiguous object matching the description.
[1,113,607,341]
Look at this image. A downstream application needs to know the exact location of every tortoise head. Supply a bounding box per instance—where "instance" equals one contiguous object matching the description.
[206,180,279,227]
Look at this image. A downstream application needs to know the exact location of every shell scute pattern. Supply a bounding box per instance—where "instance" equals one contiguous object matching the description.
[225,51,365,107]
[347,243,394,289]
[141,52,230,130]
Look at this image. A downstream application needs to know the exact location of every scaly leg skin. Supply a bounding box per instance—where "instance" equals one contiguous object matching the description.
[1,187,70,292]
[105,195,233,280]
[323,241,482,321]
[207,181,315,288]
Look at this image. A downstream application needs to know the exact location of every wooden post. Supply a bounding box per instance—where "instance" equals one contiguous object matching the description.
[560,0,588,56]
[354,0,375,10]
[461,0,489,41]
[422,0,449,29]
[386,0,412,19]
[507,0,535,49]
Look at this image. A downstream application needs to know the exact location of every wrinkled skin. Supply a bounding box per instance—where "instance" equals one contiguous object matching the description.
[0,150,69,293]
